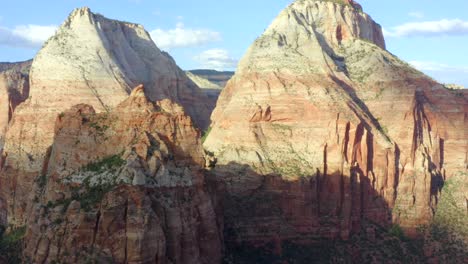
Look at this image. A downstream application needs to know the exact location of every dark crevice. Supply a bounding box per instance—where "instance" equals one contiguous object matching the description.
[394,144,401,203]
[352,123,365,164]
[91,209,101,252]
[366,131,374,175]
[343,122,351,163]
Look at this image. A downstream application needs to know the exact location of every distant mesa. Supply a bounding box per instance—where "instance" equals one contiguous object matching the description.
[186,70,234,102]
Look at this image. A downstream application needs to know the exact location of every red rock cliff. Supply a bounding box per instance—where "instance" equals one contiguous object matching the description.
[19,85,223,263]
[204,0,467,248]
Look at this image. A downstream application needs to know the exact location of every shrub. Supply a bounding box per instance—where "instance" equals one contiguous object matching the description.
[0,226,26,263]
[389,224,406,240]
[81,155,125,173]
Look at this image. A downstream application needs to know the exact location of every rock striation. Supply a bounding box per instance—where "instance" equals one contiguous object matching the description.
[186,71,223,104]
[205,0,467,251]
[187,70,234,88]
[0,7,213,228]
[0,60,31,150]
[21,85,223,263]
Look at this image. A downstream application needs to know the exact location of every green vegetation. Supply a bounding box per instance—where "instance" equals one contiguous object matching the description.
[47,179,116,213]
[81,155,125,174]
[388,224,407,240]
[0,226,26,264]
[223,224,426,263]
[45,155,125,213]
[36,173,48,189]
[201,127,212,143]
[320,0,363,12]
[78,182,115,212]
[417,172,468,261]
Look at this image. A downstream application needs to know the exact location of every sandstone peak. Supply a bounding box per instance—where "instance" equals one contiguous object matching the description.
[205,0,467,250]
[3,7,212,174]
[129,84,146,97]
[0,8,214,233]
[31,6,211,126]
[20,88,221,262]
[63,6,143,31]
[235,0,385,76]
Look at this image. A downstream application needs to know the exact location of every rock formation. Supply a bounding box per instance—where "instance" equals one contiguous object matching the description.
[0,60,31,150]
[0,7,213,227]
[187,70,234,88]
[204,0,467,252]
[20,85,222,263]
[186,71,223,104]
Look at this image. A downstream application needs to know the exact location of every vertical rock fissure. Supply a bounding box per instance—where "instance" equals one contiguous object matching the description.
[411,91,432,164]
[366,131,374,176]
[91,209,101,252]
[352,123,365,164]
[343,122,351,163]
[315,168,321,215]
[394,144,401,204]
[79,65,109,112]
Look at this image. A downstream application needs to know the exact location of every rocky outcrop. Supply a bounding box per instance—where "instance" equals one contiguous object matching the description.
[20,85,223,263]
[0,60,32,73]
[187,70,234,88]
[0,8,213,228]
[186,70,234,107]
[31,7,211,128]
[186,71,223,105]
[205,0,467,252]
[0,60,31,150]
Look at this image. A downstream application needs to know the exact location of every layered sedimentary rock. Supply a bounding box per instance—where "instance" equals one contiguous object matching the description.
[204,0,467,250]
[0,7,212,226]
[186,71,224,103]
[22,86,222,263]
[0,60,31,150]
[187,70,234,88]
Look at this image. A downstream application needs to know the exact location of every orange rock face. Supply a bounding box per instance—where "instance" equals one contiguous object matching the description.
[0,8,213,232]
[18,86,222,263]
[204,0,467,250]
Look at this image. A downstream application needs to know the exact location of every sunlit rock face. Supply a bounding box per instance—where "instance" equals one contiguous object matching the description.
[21,86,223,264]
[0,7,212,228]
[205,0,467,247]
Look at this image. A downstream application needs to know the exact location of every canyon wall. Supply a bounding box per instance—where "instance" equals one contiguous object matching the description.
[205,0,467,249]
[21,86,223,263]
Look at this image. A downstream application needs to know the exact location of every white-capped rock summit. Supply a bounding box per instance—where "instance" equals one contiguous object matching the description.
[31,7,211,125]
[0,7,213,227]
[205,0,467,250]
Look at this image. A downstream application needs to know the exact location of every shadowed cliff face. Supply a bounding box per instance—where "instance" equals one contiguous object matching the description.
[6,86,223,263]
[205,0,467,245]
[0,61,31,150]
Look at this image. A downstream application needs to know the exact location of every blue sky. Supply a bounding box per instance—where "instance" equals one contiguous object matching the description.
[1,0,467,86]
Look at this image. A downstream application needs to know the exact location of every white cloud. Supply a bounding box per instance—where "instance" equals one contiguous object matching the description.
[150,23,221,50]
[408,12,424,19]
[0,24,57,49]
[409,61,468,73]
[194,49,238,70]
[384,19,468,37]
[409,60,468,87]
